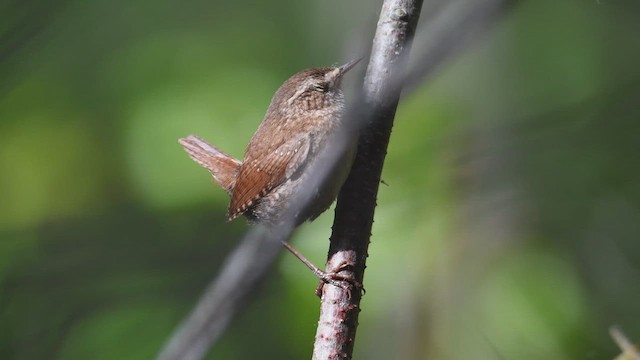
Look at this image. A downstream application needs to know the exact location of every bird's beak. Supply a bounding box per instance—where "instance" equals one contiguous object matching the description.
[338,58,362,76]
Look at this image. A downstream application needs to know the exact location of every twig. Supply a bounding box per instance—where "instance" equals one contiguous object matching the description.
[611,326,640,360]
[155,1,515,359]
[313,0,518,358]
[155,227,288,360]
[311,1,424,359]
[405,0,517,93]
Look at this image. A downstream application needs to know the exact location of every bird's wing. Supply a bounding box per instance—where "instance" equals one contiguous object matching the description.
[227,134,310,221]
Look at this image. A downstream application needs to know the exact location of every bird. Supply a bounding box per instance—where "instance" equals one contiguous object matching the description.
[179,59,360,227]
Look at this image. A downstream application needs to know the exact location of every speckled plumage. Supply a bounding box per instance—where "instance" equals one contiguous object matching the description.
[179,60,359,225]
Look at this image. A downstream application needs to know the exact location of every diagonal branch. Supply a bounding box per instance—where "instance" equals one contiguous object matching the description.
[156,1,515,359]
[156,227,284,360]
[312,1,424,359]
[313,0,518,358]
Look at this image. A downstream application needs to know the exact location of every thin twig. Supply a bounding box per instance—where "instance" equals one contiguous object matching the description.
[311,1,424,359]
[405,0,517,93]
[155,1,515,359]
[155,227,286,360]
[611,326,640,360]
[313,0,518,358]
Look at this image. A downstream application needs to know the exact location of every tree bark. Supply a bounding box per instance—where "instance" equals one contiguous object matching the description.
[157,1,514,359]
[312,1,424,359]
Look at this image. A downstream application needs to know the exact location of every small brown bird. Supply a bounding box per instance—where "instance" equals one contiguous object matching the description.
[179,59,360,226]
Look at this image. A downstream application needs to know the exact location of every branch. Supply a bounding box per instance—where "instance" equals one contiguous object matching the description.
[311,1,424,359]
[156,227,286,360]
[313,0,518,358]
[610,326,640,360]
[156,1,515,359]
[405,0,517,93]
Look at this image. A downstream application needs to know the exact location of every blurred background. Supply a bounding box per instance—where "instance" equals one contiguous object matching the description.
[1,0,639,359]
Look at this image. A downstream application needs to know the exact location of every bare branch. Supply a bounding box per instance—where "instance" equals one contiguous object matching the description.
[155,227,287,360]
[610,326,640,360]
[313,0,518,358]
[155,1,516,359]
[312,1,424,359]
[405,0,517,93]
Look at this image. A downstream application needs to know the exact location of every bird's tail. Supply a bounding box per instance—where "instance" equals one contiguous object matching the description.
[179,135,241,194]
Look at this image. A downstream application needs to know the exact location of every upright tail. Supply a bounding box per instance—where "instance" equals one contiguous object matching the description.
[179,135,242,194]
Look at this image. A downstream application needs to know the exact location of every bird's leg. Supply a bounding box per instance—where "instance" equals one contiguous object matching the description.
[280,241,363,297]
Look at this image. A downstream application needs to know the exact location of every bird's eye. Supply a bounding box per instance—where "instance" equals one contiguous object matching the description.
[314,83,328,92]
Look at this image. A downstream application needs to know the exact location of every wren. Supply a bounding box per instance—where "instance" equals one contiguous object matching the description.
[179,59,360,226]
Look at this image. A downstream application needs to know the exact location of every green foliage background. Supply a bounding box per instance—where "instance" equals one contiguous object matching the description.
[1,0,639,359]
